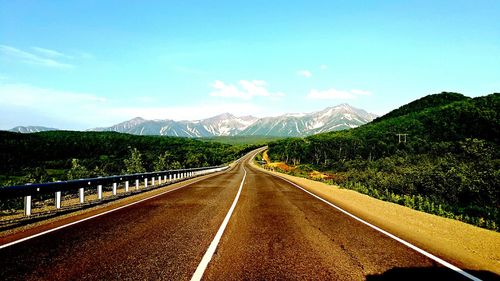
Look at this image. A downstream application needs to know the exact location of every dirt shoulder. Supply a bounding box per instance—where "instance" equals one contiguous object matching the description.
[250,161,500,275]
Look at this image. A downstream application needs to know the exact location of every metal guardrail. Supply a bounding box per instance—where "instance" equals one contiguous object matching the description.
[0,165,228,216]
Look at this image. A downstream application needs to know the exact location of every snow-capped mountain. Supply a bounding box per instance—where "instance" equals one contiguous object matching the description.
[199,113,259,136]
[90,113,259,137]
[9,126,58,133]
[89,104,376,137]
[239,104,377,136]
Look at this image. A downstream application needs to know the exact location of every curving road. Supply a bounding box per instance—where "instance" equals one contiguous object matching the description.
[0,150,480,280]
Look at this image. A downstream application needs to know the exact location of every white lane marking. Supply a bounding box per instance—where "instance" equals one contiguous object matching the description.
[0,171,227,250]
[191,167,247,281]
[268,173,481,281]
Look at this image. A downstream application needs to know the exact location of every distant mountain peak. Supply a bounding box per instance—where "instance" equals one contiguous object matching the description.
[130,116,146,122]
[205,112,236,121]
[84,103,377,137]
[9,126,57,133]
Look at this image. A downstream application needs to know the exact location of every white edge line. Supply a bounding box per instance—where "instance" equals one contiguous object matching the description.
[190,167,247,281]
[0,170,228,250]
[267,173,482,281]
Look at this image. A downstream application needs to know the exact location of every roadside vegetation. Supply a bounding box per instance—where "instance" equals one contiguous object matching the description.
[200,135,282,145]
[265,92,499,231]
[0,131,258,187]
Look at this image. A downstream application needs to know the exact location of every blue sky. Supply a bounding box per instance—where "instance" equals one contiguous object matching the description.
[1,0,499,130]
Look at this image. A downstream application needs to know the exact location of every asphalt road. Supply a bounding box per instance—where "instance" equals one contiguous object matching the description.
[0,151,478,280]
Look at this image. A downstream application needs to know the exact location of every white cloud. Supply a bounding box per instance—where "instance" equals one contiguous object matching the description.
[108,102,262,122]
[209,80,284,100]
[0,82,108,128]
[350,89,372,96]
[320,64,328,70]
[0,45,74,69]
[31,47,73,59]
[307,88,373,100]
[297,70,312,78]
[0,82,272,130]
[239,80,271,97]
[209,80,247,99]
[0,83,106,107]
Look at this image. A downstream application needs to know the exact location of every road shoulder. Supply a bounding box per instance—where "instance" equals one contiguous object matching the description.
[250,161,500,276]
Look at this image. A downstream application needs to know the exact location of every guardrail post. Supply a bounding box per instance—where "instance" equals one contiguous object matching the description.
[55,191,61,209]
[125,181,129,192]
[152,177,155,186]
[164,175,167,182]
[79,187,85,203]
[98,185,103,200]
[112,182,117,195]
[24,195,32,216]
[145,178,148,188]
[169,174,172,181]
[135,179,139,190]
[158,176,161,184]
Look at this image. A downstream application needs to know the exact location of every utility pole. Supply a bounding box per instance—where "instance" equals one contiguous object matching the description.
[396,133,408,143]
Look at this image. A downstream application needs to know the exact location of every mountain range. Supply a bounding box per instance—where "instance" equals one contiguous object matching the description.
[9,126,58,134]
[8,104,377,137]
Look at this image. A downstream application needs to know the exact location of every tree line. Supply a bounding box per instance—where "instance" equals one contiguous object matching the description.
[267,93,499,230]
[0,131,259,186]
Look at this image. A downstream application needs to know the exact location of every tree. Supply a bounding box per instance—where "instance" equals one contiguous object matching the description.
[185,151,206,167]
[154,151,172,171]
[123,147,146,174]
[24,167,49,184]
[67,159,90,180]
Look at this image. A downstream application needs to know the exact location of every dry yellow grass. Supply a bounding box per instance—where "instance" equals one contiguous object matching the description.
[262,150,271,163]
[251,161,500,275]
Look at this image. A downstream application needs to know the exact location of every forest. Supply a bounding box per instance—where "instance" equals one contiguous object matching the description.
[267,92,499,230]
[0,131,258,186]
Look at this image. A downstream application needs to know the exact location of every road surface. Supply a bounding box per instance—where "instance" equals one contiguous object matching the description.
[0,151,481,280]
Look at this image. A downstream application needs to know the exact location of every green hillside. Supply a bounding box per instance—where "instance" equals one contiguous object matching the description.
[267,92,499,230]
[372,92,469,123]
[0,131,258,186]
[199,135,283,145]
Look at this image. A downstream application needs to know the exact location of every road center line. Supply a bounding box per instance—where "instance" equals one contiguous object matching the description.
[268,172,481,281]
[0,171,227,250]
[190,166,247,281]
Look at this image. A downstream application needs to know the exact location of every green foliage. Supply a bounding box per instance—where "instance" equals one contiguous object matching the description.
[123,147,146,174]
[24,167,49,184]
[267,93,500,231]
[66,159,90,180]
[0,131,259,186]
[200,135,283,145]
[372,92,468,123]
[153,151,171,171]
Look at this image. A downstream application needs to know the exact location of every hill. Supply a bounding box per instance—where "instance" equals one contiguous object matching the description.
[267,92,499,230]
[372,92,469,123]
[0,131,258,186]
